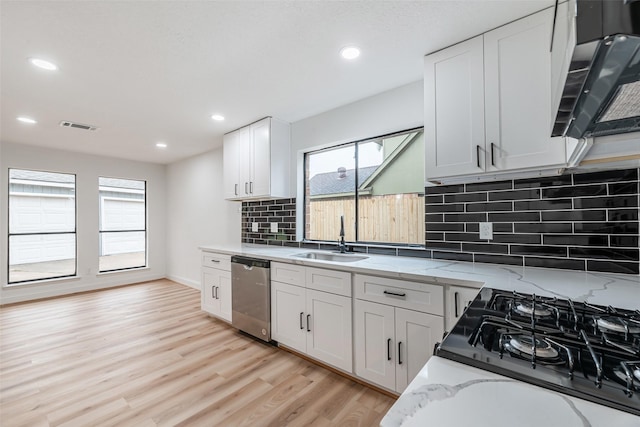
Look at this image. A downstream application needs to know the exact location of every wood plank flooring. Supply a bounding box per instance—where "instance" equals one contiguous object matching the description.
[0,280,396,426]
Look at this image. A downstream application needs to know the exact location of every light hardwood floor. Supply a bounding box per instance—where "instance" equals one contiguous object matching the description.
[0,280,396,426]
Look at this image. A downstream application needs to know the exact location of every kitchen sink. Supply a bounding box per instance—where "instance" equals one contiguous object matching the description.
[293,252,368,263]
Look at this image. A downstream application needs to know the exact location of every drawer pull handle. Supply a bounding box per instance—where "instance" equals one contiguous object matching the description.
[454,292,459,317]
[210,259,220,263]
[215,286,219,299]
[234,183,238,196]
[398,341,403,365]
[387,338,392,361]
[476,145,481,169]
[383,290,406,298]
[306,314,311,332]
[211,286,215,299]
[299,312,304,330]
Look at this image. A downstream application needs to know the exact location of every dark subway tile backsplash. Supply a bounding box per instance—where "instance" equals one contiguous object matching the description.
[241,198,297,244]
[241,169,639,276]
[425,168,639,275]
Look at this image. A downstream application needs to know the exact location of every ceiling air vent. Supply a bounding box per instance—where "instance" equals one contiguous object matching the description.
[59,120,99,131]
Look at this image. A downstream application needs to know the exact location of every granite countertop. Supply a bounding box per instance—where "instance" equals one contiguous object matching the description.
[202,243,640,426]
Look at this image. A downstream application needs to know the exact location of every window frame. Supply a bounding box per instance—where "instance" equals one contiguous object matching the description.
[303,127,425,248]
[7,168,77,284]
[98,177,147,273]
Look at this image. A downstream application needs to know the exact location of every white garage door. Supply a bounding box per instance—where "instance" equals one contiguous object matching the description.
[9,194,75,264]
[100,197,145,255]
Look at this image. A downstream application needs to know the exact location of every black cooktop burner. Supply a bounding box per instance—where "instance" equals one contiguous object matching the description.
[435,288,640,416]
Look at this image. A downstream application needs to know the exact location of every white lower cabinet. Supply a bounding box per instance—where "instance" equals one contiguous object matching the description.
[354,274,444,393]
[354,300,443,393]
[271,273,352,372]
[354,299,396,390]
[201,263,232,322]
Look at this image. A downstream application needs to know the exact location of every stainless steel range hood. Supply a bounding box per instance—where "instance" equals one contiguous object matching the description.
[551,0,640,139]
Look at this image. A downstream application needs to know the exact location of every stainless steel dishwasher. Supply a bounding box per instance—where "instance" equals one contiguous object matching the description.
[231,255,271,342]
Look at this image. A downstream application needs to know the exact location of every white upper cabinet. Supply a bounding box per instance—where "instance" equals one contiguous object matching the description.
[223,117,290,200]
[425,36,485,178]
[425,8,571,182]
[223,128,243,199]
[484,8,566,171]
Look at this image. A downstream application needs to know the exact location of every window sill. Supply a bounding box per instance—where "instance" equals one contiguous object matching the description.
[299,240,426,255]
[97,266,150,276]
[4,274,82,288]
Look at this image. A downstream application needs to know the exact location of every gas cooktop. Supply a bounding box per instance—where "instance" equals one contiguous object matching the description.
[435,287,640,416]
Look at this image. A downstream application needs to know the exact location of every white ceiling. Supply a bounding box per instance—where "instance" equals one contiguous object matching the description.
[1,0,553,165]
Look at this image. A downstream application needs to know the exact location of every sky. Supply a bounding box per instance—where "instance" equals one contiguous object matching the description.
[308,141,383,178]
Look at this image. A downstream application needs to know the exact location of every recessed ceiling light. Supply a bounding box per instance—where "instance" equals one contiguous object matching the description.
[156,142,167,148]
[17,116,37,124]
[211,114,225,121]
[340,46,360,60]
[29,58,58,71]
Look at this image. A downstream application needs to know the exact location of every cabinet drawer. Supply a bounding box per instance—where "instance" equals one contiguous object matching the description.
[202,252,231,270]
[306,267,351,297]
[272,262,306,286]
[354,274,443,316]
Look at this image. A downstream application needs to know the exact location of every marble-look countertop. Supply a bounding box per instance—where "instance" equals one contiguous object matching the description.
[381,357,640,427]
[200,244,640,310]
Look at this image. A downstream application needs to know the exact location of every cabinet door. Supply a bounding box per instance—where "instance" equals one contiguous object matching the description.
[223,132,241,200]
[305,289,353,372]
[237,126,252,197]
[395,308,444,392]
[445,286,479,332]
[217,270,232,322]
[425,36,485,179]
[271,281,306,353]
[354,299,396,391]
[250,118,271,198]
[484,8,565,170]
[201,267,220,315]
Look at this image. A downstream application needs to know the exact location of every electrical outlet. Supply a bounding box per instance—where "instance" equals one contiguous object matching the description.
[479,222,493,240]
[252,222,259,232]
[270,223,278,233]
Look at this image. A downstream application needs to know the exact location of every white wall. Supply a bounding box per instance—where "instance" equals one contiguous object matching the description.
[165,147,240,289]
[0,141,167,304]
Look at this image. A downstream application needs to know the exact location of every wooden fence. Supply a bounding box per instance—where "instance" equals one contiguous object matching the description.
[307,193,424,244]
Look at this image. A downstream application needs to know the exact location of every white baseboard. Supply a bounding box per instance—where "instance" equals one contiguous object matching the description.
[166,275,200,290]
